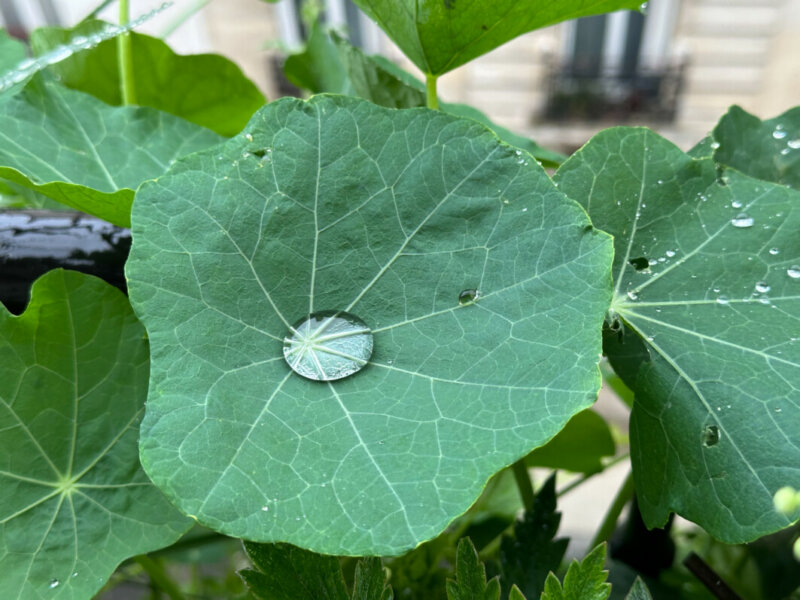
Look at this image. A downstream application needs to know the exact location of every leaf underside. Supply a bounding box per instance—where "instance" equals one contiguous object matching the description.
[554,127,800,542]
[0,270,190,600]
[127,95,613,555]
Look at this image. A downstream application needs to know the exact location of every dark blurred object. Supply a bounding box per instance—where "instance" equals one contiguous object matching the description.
[0,210,129,314]
[683,553,743,600]
[610,497,676,578]
[747,524,800,600]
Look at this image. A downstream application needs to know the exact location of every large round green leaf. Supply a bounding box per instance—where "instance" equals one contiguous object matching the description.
[554,127,800,543]
[0,270,191,599]
[127,95,613,555]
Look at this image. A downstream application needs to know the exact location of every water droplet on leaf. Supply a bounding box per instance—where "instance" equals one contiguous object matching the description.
[788,139,800,149]
[755,282,771,293]
[283,311,373,381]
[769,247,780,255]
[458,289,480,305]
[716,296,729,305]
[788,266,800,279]
[702,425,720,447]
[773,128,788,140]
[626,290,638,301]
[49,579,60,589]
[731,214,754,228]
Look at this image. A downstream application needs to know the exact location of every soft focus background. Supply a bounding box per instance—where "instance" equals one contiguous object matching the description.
[2,0,799,154]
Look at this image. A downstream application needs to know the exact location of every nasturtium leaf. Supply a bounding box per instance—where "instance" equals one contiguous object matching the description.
[446,538,500,600]
[126,95,613,555]
[30,19,266,137]
[554,127,800,542]
[499,474,567,600]
[351,0,642,76]
[0,269,191,600]
[286,27,565,166]
[0,30,29,99]
[0,79,222,226]
[541,544,610,600]
[710,105,800,191]
[525,409,615,474]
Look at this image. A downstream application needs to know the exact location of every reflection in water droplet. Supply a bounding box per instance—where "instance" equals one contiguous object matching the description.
[702,425,720,447]
[755,282,771,293]
[49,579,60,589]
[788,267,800,280]
[458,289,480,305]
[283,311,373,381]
[731,214,754,228]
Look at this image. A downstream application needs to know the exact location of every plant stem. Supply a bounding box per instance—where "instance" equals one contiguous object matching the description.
[511,459,536,511]
[133,555,185,600]
[160,0,212,38]
[588,469,634,551]
[425,73,439,110]
[117,0,136,105]
[683,552,743,600]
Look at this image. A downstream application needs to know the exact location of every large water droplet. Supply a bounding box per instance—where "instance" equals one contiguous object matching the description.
[702,425,720,447]
[788,139,800,149]
[283,311,373,381]
[458,289,480,305]
[788,266,800,280]
[773,128,788,140]
[731,214,754,228]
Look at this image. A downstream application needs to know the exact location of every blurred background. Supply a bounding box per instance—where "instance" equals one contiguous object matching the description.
[1,0,799,154]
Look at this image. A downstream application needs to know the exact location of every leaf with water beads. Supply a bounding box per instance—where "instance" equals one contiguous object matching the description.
[127,95,613,556]
[555,127,800,543]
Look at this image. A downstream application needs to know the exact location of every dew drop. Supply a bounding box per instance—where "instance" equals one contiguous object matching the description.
[773,129,788,140]
[283,311,373,381]
[788,266,800,279]
[716,296,729,305]
[72,572,78,578]
[769,247,780,255]
[710,141,720,150]
[458,289,480,305]
[49,579,60,589]
[261,505,269,511]
[731,214,754,228]
[245,133,253,142]
[702,425,720,447]
[665,250,676,258]
[755,281,771,293]
[639,2,648,14]
[626,290,638,301]
[731,200,743,209]
[788,139,800,149]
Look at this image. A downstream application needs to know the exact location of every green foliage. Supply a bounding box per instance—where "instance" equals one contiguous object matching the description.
[541,544,611,600]
[284,25,565,166]
[525,410,615,474]
[0,270,191,600]
[624,577,653,600]
[351,0,642,76]
[30,19,265,136]
[0,78,222,226]
[554,127,800,543]
[126,93,612,556]
[710,105,800,190]
[499,474,568,600]
[0,30,26,78]
[241,542,392,600]
[446,538,500,600]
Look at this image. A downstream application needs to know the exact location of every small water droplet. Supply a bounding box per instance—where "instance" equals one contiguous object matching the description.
[775,407,783,413]
[788,139,800,149]
[787,266,800,279]
[657,179,663,185]
[703,425,720,447]
[773,129,788,140]
[731,200,743,209]
[245,133,253,142]
[769,247,780,255]
[521,207,528,212]
[49,579,60,589]
[781,148,791,156]
[72,572,78,578]
[731,214,754,228]
[716,296,729,305]
[755,282,771,293]
[639,1,648,14]
[261,505,269,511]
[283,311,373,381]
[710,141,720,150]
[665,250,676,258]
[458,289,480,305]
[626,290,638,301]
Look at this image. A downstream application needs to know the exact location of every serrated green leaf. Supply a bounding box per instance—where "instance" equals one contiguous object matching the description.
[126,95,613,555]
[554,127,800,542]
[541,544,610,600]
[351,0,643,76]
[624,577,653,600]
[711,105,800,191]
[0,79,222,226]
[287,27,564,166]
[507,586,526,600]
[0,269,191,600]
[241,541,349,600]
[353,556,393,600]
[446,538,500,600]
[499,474,567,599]
[30,19,265,137]
[525,409,615,474]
